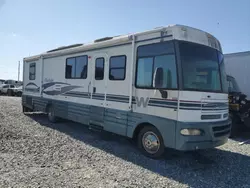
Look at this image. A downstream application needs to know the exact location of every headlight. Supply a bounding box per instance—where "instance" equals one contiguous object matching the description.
[180,129,203,136]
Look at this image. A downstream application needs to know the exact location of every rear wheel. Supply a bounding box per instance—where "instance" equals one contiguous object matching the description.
[47,105,57,123]
[137,125,165,158]
[7,89,13,96]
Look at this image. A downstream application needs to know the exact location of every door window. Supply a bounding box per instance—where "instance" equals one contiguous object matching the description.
[29,63,36,80]
[95,58,105,80]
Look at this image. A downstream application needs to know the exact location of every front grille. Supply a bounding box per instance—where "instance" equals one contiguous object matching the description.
[201,114,221,120]
[212,124,231,137]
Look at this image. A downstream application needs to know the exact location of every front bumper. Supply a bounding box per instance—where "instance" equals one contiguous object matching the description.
[175,119,231,151]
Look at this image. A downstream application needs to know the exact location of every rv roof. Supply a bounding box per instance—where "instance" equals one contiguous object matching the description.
[24,24,220,62]
[47,44,83,53]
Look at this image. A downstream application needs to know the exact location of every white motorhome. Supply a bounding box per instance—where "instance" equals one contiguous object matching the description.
[22,25,231,158]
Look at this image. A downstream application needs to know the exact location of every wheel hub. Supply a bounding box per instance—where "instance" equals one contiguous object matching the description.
[142,131,160,154]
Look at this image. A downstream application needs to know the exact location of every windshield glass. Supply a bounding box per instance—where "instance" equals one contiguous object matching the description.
[179,41,226,92]
[227,76,241,92]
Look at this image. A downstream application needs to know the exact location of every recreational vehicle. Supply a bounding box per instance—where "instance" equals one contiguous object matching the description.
[22,25,231,158]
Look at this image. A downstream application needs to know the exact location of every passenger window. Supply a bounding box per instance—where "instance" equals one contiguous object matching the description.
[136,42,177,89]
[29,63,36,80]
[76,56,88,79]
[95,58,104,80]
[10,85,15,88]
[109,56,126,80]
[137,58,153,87]
[66,56,88,79]
[66,58,75,78]
[153,55,177,88]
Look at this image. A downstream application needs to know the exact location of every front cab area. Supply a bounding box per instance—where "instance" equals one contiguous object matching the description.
[175,119,231,150]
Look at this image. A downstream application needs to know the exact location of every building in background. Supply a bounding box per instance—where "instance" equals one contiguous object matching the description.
[224,51,250,98]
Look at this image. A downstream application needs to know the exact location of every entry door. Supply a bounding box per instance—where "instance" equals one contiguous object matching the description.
[89,53,108,127]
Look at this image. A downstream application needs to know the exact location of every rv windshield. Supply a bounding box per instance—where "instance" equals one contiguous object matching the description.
[179,41,227,92]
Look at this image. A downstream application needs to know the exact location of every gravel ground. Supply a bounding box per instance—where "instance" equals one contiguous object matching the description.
[0,96,250,188]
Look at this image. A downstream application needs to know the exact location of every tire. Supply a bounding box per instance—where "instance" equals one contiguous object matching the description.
[17,91,22,97]
[137,125,165,158]
[7,89,13,96]
[47,105,57,123]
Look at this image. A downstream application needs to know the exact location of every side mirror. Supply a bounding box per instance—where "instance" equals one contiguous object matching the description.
[153,67,164,88]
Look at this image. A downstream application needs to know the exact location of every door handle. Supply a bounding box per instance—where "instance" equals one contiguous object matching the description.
[88,82,91,95]
[93,87,96,93]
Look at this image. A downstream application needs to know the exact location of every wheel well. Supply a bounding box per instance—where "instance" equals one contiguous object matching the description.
[133,122,155,140]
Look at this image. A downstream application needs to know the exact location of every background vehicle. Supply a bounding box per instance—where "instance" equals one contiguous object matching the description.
[0,84,22,96]
[227,75,250,136]
[0,79,5,85]
[0,84,15,95]
[10,86,23,97]
[22,25,230,158]
[225,51,250,98]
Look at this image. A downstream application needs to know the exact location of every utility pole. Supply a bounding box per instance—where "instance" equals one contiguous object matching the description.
[18,61,20,81]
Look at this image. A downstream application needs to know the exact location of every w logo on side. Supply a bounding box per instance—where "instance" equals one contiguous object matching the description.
[135,97,149,108]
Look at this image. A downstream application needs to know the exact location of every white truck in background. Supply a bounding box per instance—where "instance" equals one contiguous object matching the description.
[224,51,250,99]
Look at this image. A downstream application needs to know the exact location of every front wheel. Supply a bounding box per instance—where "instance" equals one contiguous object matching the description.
[17,91,22,97]
[47,105,57,123]
[137,126,165,158]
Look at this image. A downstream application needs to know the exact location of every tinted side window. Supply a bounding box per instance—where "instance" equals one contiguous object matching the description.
[66,58,75,78]
[76,56,88,79]
[109,56,126,80]
[66,56,88,79]
[136,41,177,89]
[137,57,153,87]
[3,85,8,88]
[153,55,177,88]
[95,58,104,80]
[10,85,15,88]
[29,63,36,80]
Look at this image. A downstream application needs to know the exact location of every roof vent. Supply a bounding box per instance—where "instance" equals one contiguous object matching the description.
[94,37,113,43]
[47,43,83,53]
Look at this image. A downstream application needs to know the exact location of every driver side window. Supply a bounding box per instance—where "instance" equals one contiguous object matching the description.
[135,41,178,89]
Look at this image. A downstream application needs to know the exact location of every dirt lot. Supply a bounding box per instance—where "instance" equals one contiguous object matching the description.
[0,96,250,188]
